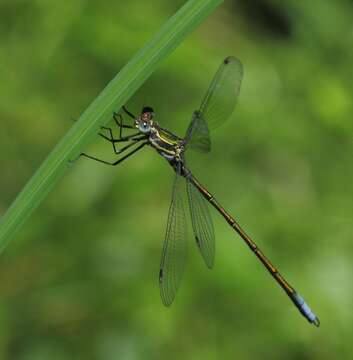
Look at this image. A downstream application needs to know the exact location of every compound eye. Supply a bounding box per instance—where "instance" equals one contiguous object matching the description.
[139,121,151,133]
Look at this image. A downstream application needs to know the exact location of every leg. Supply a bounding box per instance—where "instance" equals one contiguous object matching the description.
[100,126,115,144]
[114,139,144,154]
[98,131,142,143]
[100,111,138,153]
[122,106,136,120]
[100,111,135,144]
[99,132,146,154]
[78,141,148,166]
[113,112,134,137]
[101,112,133,142]
[103,135,146,155]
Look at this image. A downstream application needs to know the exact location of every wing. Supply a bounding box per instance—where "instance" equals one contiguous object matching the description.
[199,56,243,130]
[184,111,211,153]
[186,179,215,268]
[159,164,188,306]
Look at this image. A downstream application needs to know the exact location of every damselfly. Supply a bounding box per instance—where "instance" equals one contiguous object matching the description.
[76,57,319,327]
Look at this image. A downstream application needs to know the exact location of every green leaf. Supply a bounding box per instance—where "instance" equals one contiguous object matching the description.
[0,0,223,252]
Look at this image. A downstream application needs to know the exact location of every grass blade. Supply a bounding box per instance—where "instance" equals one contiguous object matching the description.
[0,0,223,252]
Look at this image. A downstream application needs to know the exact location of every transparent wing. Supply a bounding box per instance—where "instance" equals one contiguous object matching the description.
[186,179,215,268]
[184,111,211,153]
[199,56,243,130]
[159,164,188,306]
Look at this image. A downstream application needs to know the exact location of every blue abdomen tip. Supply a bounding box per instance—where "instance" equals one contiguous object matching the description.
[292,292,320,327]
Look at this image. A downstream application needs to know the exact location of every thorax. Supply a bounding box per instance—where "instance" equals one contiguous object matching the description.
[148,124,184,161]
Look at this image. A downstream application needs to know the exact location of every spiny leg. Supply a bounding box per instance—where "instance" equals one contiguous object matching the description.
[101,113,132,141]
[78,141,148,166]
[113,111,134,138]
[100,126,115,143]
[99,132,146,154]
[122,106,136,120]
[109,105,139,137]
[100,110,135,143]
[100,109,139,152]
[99,131,142,142]
[105,135,147,155]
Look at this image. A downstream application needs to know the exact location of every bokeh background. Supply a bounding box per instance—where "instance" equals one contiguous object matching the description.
[1,0,353,359]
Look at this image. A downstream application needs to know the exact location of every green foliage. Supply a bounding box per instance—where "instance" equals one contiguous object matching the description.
[0,0,222,253]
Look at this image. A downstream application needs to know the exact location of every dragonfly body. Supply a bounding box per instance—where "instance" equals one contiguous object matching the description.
[140,120,320,328]
[78,57,320,327]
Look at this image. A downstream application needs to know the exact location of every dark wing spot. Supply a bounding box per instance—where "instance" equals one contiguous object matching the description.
[224,56,232,64]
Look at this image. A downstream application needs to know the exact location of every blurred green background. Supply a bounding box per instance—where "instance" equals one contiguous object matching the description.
[1,0,353,359]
